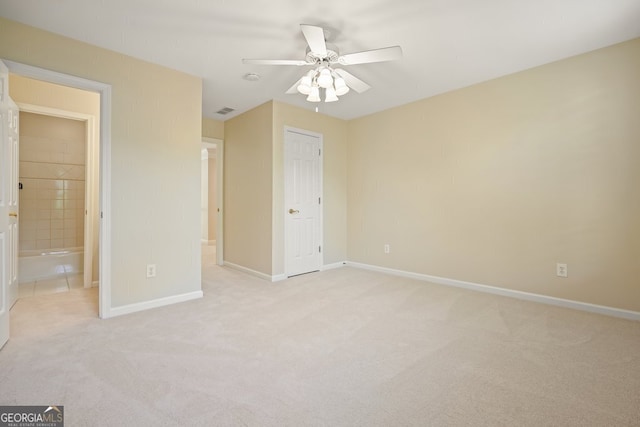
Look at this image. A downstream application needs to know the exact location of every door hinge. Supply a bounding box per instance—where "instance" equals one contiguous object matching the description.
[318,197,321,204]
[319,245,322,253]
[100,212,103,219]
[319,148,321,156]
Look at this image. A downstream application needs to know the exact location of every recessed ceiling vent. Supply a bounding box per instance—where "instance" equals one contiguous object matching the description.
[216,107,235,115]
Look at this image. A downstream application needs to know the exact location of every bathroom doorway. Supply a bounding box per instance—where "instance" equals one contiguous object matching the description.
[10,75,100,302]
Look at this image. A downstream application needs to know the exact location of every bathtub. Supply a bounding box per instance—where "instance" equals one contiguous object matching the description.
[18,247,84,283]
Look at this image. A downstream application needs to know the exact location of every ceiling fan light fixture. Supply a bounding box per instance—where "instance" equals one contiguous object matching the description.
[244,24,402,105]
[317,68,333,88]
[325,86,339,103]
[307,86,321,102]
[334,77,349,96]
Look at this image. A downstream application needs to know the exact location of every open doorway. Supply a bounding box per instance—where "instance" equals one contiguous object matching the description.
[3,59,112,320]
[10,75,100,302]
[202,137,223,267]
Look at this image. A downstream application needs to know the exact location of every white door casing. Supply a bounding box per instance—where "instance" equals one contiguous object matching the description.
[0,59,20,348]
[284,128,322,277]
[2,59,112,319]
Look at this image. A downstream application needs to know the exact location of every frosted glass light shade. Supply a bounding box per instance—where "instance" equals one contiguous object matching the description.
[317,68,333,88]
[307,86,321,102]
[297,75,312,95]
[325,86,338,102]
[334,77,349,96]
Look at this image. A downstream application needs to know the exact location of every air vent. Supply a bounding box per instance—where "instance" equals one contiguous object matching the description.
[216,107,235,115]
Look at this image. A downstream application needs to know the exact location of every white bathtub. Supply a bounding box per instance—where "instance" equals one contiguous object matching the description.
[19,247,83,283]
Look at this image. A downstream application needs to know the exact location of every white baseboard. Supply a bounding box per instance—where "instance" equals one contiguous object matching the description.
[108,290,203,318]
[347,262,640,321]
[224,261,285,282]
[322,261,347,271]
[223,261,346,281]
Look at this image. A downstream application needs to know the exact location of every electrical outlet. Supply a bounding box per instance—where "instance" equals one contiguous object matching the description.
[556,263,567,278]
[146,264,157,278]
[384,244,390,254]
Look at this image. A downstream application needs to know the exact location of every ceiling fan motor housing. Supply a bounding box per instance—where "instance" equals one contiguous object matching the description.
[305,44,340,64]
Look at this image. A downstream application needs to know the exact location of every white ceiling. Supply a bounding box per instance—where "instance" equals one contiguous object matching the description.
[1,0,639,121]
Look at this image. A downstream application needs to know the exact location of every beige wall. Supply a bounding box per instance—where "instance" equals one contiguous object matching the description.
[1,18,203,307]
[10,73,101,283]
[202,118,224,140]
[222,101,348,277]
[272,101,348,275]
[224,101,273,274]
[8,16,632,312]
[348,38,640,312]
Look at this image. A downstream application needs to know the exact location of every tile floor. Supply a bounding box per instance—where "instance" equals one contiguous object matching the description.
[19,272,85,299]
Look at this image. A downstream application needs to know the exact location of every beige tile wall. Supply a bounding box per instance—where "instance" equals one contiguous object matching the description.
[19,112,85,251]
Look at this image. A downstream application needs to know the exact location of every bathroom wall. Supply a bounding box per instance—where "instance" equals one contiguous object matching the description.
[19,112,86,251]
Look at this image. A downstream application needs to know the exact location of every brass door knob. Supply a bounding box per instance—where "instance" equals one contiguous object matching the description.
[9,212,17,218]
[288,209,299,214]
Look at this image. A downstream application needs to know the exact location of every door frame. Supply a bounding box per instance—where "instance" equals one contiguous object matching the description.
[17,103,97,289]
[202,137,224,266]
[283,126,323,277]
[3,59,112,318]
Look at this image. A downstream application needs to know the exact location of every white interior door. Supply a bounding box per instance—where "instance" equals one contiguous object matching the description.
[284,128,322,277]
[0,59,19,349]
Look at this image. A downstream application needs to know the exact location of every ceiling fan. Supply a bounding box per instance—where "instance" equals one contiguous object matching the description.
[242,24,403,103]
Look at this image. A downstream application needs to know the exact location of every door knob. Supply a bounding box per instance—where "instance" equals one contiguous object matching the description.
[288,209,299,214]
[9,212,18,218]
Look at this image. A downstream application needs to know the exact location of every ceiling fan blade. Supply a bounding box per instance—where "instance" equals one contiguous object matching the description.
[334,69,371,93]
[242,59,309,66]
[300,24,327,56]
[338,46,403,65]
[286,78,302,94]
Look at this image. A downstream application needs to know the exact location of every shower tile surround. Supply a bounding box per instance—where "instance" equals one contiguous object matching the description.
[19,112,86,252]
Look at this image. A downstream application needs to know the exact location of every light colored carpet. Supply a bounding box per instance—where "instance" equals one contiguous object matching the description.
[1,256,639,426]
